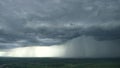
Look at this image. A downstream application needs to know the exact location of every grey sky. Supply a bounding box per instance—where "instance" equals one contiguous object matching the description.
[0,0,120,57]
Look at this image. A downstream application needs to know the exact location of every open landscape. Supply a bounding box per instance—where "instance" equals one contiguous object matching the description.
[0,58,120,68]
[0,0,120,68]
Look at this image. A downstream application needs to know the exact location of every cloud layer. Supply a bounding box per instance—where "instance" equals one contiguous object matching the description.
[0,0,120,49]
[64,36,120,58]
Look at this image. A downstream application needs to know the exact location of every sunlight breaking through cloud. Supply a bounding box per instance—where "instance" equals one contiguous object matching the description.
[0,45,65,57]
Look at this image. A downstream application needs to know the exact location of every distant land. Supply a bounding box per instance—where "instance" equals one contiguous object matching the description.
[0,57,120,68]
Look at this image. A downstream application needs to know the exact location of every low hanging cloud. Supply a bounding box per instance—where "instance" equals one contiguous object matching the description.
[0,0,120,49]
[64,36,120,58]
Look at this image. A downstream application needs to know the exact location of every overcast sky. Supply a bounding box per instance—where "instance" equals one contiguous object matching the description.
[0,0,120,58]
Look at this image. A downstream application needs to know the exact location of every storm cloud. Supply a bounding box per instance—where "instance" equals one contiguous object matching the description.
[0,0,120,49]
[64,36,120,58]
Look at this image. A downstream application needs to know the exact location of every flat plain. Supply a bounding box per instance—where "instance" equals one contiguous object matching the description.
[0,57,120,68]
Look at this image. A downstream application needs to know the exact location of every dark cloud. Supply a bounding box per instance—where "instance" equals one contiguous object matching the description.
[83,26,120,41]
[0,0,120,49]
[64,36,120,58]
